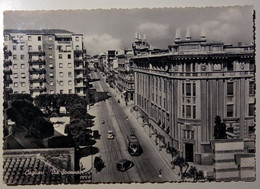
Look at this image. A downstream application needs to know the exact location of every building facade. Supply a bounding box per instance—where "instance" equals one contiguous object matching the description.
[132,31,255,165]
[117,50,135,103]
[3,29,87,98]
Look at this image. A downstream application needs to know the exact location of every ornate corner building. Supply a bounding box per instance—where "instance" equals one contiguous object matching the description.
[132,30,255,165]
[3,29,87,98]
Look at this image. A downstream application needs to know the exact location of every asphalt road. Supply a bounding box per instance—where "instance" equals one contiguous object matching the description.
[89,71,180,183]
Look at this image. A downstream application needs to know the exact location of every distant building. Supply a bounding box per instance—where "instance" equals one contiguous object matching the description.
[117,49,135,103]
[3,29,87,98]
[132,29,255,165]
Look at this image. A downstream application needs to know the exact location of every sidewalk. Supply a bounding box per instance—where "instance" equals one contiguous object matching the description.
[109,85,213,179]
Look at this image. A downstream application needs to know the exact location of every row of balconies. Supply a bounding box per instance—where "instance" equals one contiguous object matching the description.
[28,59,46,65]
[4,68,12,75]
[29,76,46,82]
[29,86,46,92]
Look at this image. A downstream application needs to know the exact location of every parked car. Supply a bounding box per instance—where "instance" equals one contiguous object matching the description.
[94,156,105,172]
[93,130,101,139]
[116,159,134,172]
[107,130,114,140]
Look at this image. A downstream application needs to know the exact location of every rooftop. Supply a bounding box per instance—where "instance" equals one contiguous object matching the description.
[4,29,73,35]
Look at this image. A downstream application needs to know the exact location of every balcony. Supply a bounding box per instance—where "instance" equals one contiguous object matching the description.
[28,50,45,56]
[74,66,85,71]
[4,60,12,67]
[4,50,12,57]
[29,68,46,74]
[4,68,12,75]
[29,86,46,92]
[29,76,46,82]
[74,50,83,55]
[5,88,13,93]
[75,83,86,88]
[74,58,83,63]
[4,77,13,84]
[28,59,46,65]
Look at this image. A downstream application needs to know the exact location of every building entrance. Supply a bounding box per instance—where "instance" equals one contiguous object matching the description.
[185,143,194,162]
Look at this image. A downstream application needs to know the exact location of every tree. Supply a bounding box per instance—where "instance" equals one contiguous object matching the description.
[187,166,204,181]
[9,93,33,103]
[214,115,227,139]
[6,100,54,139]
[65,119,94,148]
[172,156,189,181]
[48,136,74,148]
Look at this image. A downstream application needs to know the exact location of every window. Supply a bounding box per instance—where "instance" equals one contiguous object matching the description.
[60,81,64,86]
[68,54,71,59]
[50,81,54,86]
[12,45,17,50]
[76,45,79,50]
[213,64,222,71]
[4,35,8,41]
[28,45,32,51]
[193,106,196,119]
[68,72,72,77]
[182,83,184,95]
[186,83,191,96]
[21,64,25,69]
[38,36,41,41]
[14,82,18,87]
[20,55,24,60]
[59,54,62,59]
[59,72,63,77]
[21,82,26,87]
[69,89,72,94]
[227,61,234,71]
[59,63,63,68]
[249,103,254,116]
[38,45,42,51]
[49,72,54,77]
[28,36,32,41]
[49,45,52,50]
[20,45,24,50]
[186,105,191,118]
[182,105,185,117]
[249,81,255,95]
[13,64,18,69]
[249,60,254,70]
[49,54,53,59]
[48,36,52,41]
[76,37,79,41]
[68,63,72,68]
[13,73,18,78]
[227,105,234,117]
[193,83,196,96]
[49,63,54,68]
[50,90,54,94]
[68,80,72,86]
[21,73,26,78]
[227,83,234,96]
[13,55,17,60]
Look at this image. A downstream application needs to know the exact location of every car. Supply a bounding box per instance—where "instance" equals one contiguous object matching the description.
[107,130,114,140]
[93,130,101,139]
[116,159,134,172]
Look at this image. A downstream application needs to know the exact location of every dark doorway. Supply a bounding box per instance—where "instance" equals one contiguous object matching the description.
[185,143,194,162]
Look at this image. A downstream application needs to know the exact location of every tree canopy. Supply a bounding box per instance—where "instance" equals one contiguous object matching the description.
[6,100,54,139]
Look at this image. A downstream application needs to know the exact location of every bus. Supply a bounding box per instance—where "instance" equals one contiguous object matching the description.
[126,134,142,156]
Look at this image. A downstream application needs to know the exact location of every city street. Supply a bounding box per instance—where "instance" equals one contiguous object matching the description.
[87,71,180,183]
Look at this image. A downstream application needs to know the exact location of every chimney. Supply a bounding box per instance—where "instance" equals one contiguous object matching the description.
[135,32,138,39]
[138,33,141,40]
[143,34,146,40]
[175,28,181,40]
[200,28,206,40]
[186,27,191,40]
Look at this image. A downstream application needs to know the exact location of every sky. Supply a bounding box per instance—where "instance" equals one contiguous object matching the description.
[4,6,254,55]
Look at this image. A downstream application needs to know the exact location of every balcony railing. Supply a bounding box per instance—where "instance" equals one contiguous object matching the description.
[29,86,46,92]
[74,50,84,55]
[4,60,13,67]
[29,76,46,82]
[29,68,46,74]
[28,50,45,56]
[4,68,12,75]
[74,58,83,63]
[4,50,12,57]
[74,67,85,71]
[28,59,46,65]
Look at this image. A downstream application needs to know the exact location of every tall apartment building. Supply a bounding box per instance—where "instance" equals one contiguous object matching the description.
[3,29,87,98]
[117,49,134,102]
[132,30,255,165]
